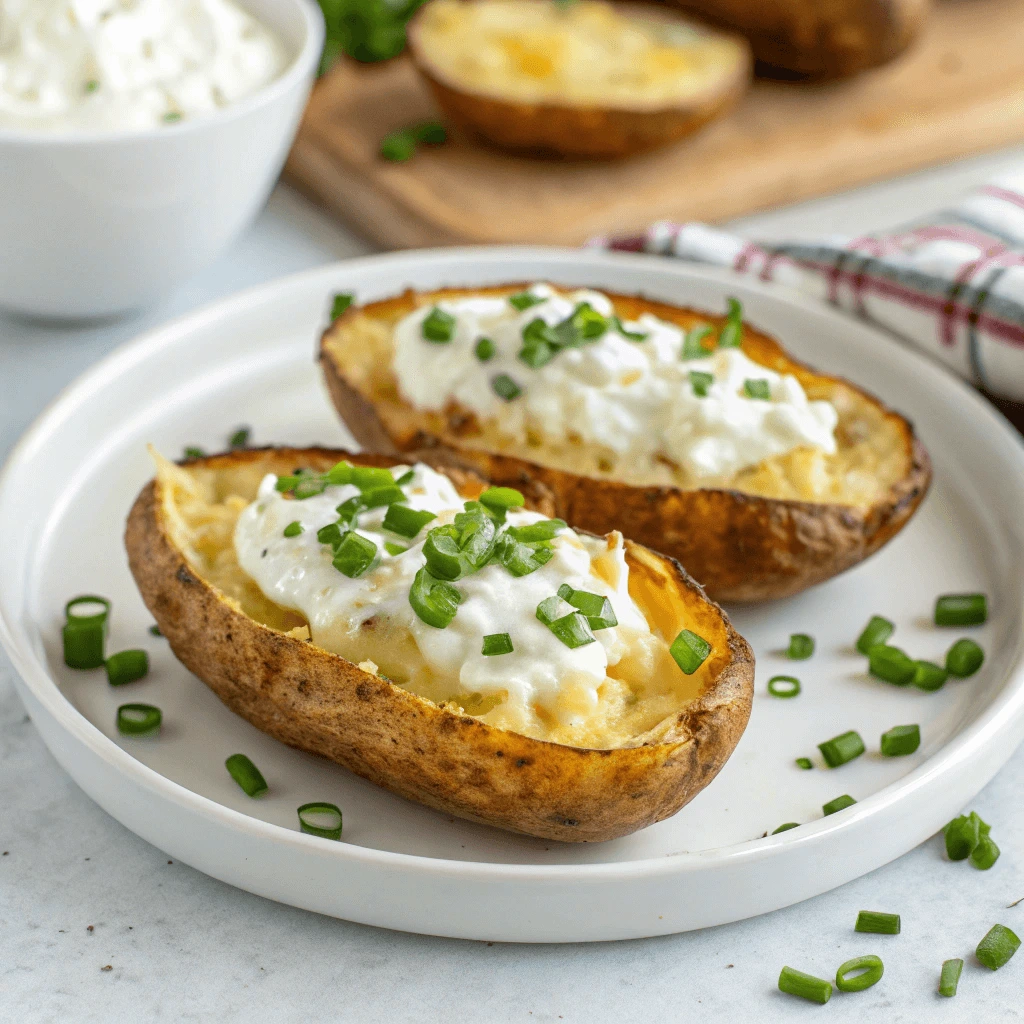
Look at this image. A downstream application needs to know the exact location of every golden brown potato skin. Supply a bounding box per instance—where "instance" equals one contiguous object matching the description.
[319,287,931,603]
[673,0,930,77]
[125,447,754,843]
[407,4,751,159]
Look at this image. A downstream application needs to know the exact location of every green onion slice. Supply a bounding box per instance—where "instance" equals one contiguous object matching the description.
[382,503,436,538]
[823,794,856,816]
[536,595,573,627]
[283,521,303,538]
[868,644,916,685]
[479,486,525,513]
[717,297,744,348]
[225,754,268,798]
[818,730,865,767]
[409,568,462,628]
[228,426,250,448]
[413,121,446,144]
[670,629,711,674]
[493,533,553,577]
[547,611,596,649]
[297,801,343,840]
[557,583,618,630]
[149,625,162,637]
[317,522,343,547]
[939,958,963,997]
[183,446,205,459]
[519,319,558,369]
[116,703,162,736]
[912,659,948,692]
[855,911,901,935]
[935,593,987,626]
[475,337,496,361]
[509,519,566,542]
[65,595,111,627]
[360,484,406,508]
[330,293,353,320]
[944,811,989,860]
[335,496,364,525]
[482,633,514,656]
[787,633,814,660]
[681,324,714,359]
[611,316,647,342]
[380,129,417,162]
[772,822,799,834]
[421,306,456,342]
[767,675,800,698]
[394,470,415,486]
[332,531,378,578]
[795,757,813,770]
[946,638,984,677]
[508,291,544,311]
[384,541,408,556]
[63,621,105,670]
[351,465,397,491]
[856,615,895,655]
[689,370,714,398]
[492,373,522,401]
[325,460,354,486]
[743,378,772,400]
[976,924,1020,970]
[835,955,883,993]
[777,966,831,1004]
[880,724,920,757]
[105,650,149,687]
[971,834,1001,870]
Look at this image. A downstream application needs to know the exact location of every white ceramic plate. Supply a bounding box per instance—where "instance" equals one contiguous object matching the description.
[2,248,1024,943]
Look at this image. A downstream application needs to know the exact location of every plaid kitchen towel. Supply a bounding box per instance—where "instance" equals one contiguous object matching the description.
[591,173,1024,403]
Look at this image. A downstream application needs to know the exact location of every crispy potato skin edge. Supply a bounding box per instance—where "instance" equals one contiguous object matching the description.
[407,5,752,159]
[319,287,931,603]
[125,446,754,843]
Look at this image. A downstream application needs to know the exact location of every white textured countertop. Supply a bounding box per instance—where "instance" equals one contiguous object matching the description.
[5,152,1024,1022]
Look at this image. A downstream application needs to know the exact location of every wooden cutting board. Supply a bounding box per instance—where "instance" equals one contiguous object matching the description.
[284,0,1024,248]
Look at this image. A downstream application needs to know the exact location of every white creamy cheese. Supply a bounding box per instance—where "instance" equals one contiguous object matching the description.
[233,463,651,730]
[391,284,839,485]
[0,0,287,132]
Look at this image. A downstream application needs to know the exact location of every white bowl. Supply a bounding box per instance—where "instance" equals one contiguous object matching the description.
[0,0,324,320]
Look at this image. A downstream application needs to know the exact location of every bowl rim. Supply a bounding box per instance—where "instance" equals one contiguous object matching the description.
[0,0,325,148]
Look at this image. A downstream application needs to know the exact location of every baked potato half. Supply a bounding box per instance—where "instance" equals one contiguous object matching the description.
[319,285,931,603]
[407,0,751,158]
[125,446,754,842]
[672,0,930,78]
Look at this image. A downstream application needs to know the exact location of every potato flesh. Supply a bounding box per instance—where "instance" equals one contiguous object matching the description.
[415,0,748,107]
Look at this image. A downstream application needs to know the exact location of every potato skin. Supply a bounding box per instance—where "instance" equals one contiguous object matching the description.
[319,287,931,603]
[125,447,754,843]
[672,0,930,77]
[407,3,751,159]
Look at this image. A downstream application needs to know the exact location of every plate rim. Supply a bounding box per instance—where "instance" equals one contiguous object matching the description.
[3,244,1024,886]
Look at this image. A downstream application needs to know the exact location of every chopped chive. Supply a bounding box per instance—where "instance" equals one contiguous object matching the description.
[360,484,406,508]
[508,291,544,311]
[880,724,920,756]
[482,632,514,656]
[421,306,456,343]
[856,615,894,654]
[743,378,772,400]
[611,316,647,341]
[944,811,989,860]
[670,629,711,674]
[519,320,558,368]
[971,835,1001,870]
[479,487,525,513]
[935,593,987,626]
[423,525,469,580]
[787,633,814,660]
[330,293,353,320]
[379,129,417,161]
[823,794,856,816]
[548,612,596,649]
[835,954,884,993]
[717,297,744,348]
[293,476,328,500]
[317,522,343,547]
[332,531,378,578]
[939,958,963,997]
[493,533,553,577]
[912,659,948,691]
[976,924,1020,970]
[325,460,354,486]
[105,650,149,686]
[413,120,446,144]
[409,568,461,628]
[818,730,865,767]
[796,757,813,770]
[335,495,364,525]
[384,541,408,556]
[297,801,343,840]
[225,754,268,797]
[116,703,162,736]
[773,822,799,834]
[228,426,250,448]
[492,373,522,401]
[681,324,714,359]
[767,675,800,698]
[509,519,566,543]
[351,465,395,491]
[856,911,901,935]
[163,111,183,123]
[65,595,111,627]
[149,625,162,637]
[778,966,831,1004]
[536,595,572,627]
[382,503,436,538]
[946,638,984,677]
[183,446,205,459]
[283,521,303,538]
[689,370,714,398]
[63,621,105,669]
[556,583,617,630]
[394,470,415,486]
[868,644,916,685]
[275,474,299,492]
[84,79,100,93]
[475,337,496,361]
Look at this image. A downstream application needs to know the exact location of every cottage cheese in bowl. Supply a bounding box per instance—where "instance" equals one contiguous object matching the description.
[0,0,288,132]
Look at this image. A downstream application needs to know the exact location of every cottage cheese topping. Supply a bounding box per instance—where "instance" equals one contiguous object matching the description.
[392,284,839,485]
[0,0,287,132]
[234,463,652,733]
